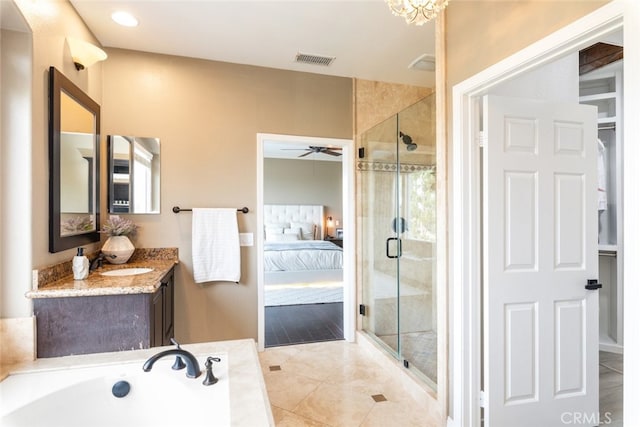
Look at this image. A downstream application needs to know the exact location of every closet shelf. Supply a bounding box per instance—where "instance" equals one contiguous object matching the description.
[598,117,617,125]
[579,92,616,102]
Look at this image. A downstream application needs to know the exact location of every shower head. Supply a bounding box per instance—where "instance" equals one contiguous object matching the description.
[399,132,418,151]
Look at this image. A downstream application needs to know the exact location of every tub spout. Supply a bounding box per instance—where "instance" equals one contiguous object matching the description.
[142,349,201,378]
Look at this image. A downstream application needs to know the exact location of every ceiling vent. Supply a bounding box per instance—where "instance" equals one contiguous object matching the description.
[295,52,336,67]
[408,53,435,71]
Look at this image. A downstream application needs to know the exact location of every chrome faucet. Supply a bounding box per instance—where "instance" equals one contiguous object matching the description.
[89,252,116,271]
[142,346,201,379]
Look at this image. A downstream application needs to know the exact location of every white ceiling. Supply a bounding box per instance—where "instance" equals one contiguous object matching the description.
[1,0,28,31]
[69,0,436,88]
[1,0,437,160]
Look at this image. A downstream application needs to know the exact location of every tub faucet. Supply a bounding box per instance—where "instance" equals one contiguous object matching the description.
[142,347,201,379]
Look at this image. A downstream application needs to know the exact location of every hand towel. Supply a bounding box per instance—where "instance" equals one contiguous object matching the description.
[192,208,241,283]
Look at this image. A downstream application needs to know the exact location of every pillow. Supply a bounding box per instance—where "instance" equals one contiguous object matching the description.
[264,226,283,240]
[279,234,300,242]
[290,222,315,240]
[266,233,299,242]
[264,222,289,229]
[284,227,302,240]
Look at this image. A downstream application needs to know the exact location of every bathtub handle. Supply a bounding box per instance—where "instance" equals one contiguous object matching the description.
[203,356,221,386]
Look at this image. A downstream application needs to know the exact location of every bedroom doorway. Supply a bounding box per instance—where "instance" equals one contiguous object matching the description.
[256,134,355,351]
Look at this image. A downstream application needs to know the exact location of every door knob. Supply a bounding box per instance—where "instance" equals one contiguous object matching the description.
[585,279,602,290]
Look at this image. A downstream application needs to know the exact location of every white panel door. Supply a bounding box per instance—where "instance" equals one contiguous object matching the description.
[483,95,599,427]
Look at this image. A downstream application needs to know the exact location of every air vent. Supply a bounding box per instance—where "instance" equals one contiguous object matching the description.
[295,52,336,67]
[408,53,435,71]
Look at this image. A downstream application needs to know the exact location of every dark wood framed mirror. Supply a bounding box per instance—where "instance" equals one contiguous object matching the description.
[49,66,101,252]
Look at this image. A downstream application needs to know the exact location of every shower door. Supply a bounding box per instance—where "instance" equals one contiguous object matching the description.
[359,96,437,387]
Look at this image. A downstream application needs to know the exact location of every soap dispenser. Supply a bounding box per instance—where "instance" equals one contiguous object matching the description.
[72,247,89,280]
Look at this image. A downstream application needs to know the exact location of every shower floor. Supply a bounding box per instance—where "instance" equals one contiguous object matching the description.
[377,330,437,384]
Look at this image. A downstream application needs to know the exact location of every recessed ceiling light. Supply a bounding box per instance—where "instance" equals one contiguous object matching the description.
[111,11,138,27]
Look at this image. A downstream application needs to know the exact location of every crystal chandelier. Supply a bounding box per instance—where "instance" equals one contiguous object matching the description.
[387,0,449,25]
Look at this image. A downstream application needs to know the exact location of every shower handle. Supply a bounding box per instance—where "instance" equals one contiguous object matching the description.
[386,237,402,259]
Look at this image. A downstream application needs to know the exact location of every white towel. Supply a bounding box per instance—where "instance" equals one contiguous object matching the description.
[192,208,241,283]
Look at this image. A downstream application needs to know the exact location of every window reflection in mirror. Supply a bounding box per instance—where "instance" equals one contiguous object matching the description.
[108,135,160,214]
[60,92,96,236]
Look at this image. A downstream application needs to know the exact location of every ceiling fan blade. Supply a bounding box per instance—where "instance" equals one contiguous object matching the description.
[324,150,342,156]
[298,151,313,158]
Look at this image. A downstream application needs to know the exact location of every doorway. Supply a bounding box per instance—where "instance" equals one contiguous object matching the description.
[256,133,355,351]
[449,2,639,426]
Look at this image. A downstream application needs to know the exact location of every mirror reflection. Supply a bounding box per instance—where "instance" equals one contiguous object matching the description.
[60,92,96,236]
[108,135,161,214]
[49,66,101,253]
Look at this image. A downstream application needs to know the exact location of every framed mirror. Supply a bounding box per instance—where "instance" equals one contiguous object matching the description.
[49,66,100,252]
[107,135,161,214]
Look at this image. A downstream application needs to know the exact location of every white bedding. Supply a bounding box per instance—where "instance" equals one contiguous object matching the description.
[264,240,343,271]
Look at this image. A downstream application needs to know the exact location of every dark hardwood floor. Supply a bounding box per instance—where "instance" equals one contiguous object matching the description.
[265,302,344,347]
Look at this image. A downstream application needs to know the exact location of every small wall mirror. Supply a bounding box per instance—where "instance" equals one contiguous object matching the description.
[107,135,161,214]
[49,66,100,253]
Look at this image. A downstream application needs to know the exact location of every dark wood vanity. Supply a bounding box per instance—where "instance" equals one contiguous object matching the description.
[27,249,178,358]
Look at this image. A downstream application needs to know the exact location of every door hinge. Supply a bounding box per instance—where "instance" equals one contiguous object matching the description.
[477,131,485,148]
[479,390,486,408]
[359,304,366,316]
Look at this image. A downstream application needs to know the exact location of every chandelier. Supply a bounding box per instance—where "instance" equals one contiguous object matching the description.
[387,0,449,25]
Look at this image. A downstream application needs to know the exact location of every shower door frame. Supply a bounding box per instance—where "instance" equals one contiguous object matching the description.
[358,104,438,388]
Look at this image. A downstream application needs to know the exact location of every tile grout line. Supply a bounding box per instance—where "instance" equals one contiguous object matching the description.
[599,362,623,375]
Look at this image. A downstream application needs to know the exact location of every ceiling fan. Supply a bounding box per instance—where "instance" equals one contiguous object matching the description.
[282,146,342,158]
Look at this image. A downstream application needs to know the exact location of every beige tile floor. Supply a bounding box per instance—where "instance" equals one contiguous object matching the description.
[260,343,623,427]
[599,351,623,427]
[259,340,441,427]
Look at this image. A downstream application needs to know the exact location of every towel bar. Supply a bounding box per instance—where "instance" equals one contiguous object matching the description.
[172,206,249,214]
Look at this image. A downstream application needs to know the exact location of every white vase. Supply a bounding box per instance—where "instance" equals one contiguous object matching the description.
[102,235,135,264]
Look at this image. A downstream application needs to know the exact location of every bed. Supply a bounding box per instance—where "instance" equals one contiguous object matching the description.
[263,204,343,284]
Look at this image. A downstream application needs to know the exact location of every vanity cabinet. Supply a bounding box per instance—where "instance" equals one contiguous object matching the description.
[151,268,174,347]
[34,267,175,358]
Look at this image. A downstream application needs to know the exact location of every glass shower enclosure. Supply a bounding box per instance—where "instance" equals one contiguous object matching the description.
[358,95,437,388]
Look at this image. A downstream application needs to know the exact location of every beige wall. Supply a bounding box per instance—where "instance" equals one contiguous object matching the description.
[445,0,610,88]
[4,1,103,320]
[264,158,343,227]
[1,29,32,319]
[102,48,352,343]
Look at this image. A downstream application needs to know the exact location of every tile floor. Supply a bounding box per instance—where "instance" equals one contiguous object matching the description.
[259,340,441,427]
[599,351,623,427]
[260,344,623,427]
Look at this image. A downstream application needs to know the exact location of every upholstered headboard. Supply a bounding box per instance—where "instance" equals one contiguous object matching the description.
[264,204,324,240]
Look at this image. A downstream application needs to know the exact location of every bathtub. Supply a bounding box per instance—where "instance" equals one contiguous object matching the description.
[0,352,230,427]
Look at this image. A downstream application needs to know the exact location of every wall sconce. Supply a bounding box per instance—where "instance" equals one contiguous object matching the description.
[66,37,108,71]
[326,216,334,238]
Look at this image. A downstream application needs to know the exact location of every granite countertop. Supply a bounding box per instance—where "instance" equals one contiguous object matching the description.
[25,248,179,299]
[0,339,275,426]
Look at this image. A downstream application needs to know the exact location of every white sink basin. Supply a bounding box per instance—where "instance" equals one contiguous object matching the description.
[100,267,153,277]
